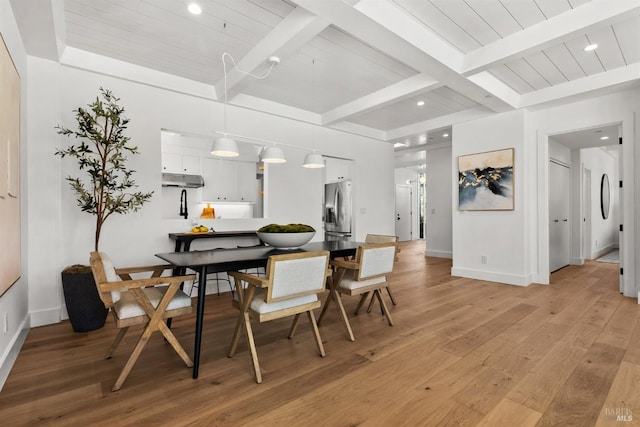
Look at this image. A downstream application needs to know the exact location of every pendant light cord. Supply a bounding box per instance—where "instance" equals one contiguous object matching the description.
[220,50,278,136]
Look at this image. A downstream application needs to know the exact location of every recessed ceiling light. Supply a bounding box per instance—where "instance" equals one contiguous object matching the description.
[394,142,407,148]
[442,133,449,137]
[188,3,202,15]
[417,101,425,107]
[419,135,427,143]
[584,43,598,52]
[600,136,609,140]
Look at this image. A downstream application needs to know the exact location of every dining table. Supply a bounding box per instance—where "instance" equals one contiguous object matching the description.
[156,240,363,379]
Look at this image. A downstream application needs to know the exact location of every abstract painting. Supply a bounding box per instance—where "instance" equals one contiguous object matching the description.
[458,148,514,211]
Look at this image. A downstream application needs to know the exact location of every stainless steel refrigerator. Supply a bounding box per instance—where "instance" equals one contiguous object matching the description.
[324,181,352,241]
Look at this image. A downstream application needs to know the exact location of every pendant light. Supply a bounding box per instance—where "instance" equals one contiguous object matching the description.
[303,151,325,168]
[211,24,239,157]
[211,136,239,157]
[261,145,286,163]
[304,58,325,169]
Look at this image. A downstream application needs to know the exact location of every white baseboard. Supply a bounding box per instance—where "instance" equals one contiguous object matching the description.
[0,316,30,392]
[592,244,617,260]
[425,250,452,259]
[30,307,63,328]
[451,267,530,286]
[571,257,585,266]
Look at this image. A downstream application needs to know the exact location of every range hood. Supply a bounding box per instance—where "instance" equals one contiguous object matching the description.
[161,172,205,188]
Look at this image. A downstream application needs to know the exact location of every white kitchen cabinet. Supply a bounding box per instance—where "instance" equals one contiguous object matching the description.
[237,161,258,202]
[324,157,353,182]
[162,153,200,174]
[181,155,200,174]
[202,158,240,201]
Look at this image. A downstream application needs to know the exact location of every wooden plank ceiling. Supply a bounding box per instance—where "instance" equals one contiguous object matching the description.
[26,0,639,161]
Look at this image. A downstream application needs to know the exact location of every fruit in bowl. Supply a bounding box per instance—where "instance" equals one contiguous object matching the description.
[257,224,315,249]
[191,225,210,233]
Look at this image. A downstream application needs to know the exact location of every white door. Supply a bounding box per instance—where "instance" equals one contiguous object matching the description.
[549,161,571,272]
[582,168,592,260]
[395,185,412,241]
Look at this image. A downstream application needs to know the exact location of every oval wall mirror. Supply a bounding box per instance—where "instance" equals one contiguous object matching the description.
[600,173,610,219]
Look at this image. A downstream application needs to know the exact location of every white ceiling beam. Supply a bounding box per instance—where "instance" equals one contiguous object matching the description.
[466,72,521,108]
[328,121,387,141]
[353,0,463,72]
[321,74,442,126]
[386,107,494,141]
[462,0,640,76]
[215,7,329,101]
[290,0,514,112]
[519,63,640,108]
[231,94,320,124]
[9,0,66,60]
[60,47,216,100]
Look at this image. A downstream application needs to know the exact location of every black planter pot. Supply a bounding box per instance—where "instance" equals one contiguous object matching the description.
[61,269,108,332]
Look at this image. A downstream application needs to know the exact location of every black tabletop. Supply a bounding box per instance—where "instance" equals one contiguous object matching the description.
[156,240,362,273]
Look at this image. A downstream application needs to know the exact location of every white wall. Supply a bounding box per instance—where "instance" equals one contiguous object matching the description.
[25,49,395,327]
[581,147,619,258]
[425,144,452,258]
[452,110,530,285]
[0,0,30,389]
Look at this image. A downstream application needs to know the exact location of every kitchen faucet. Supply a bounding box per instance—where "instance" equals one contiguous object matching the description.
[180,189,188,219]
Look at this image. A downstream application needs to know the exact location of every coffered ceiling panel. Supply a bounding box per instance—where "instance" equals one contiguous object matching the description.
[65,0,287,84]
[348,86,479,131]
[242,25,417,112]
[612,16,640,65]
[486,14,640,94]
[392,0,590,54]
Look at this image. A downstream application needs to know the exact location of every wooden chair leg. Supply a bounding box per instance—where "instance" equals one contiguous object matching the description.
[229,285,254,358]
[288,313,301,339]
[333,290,356,342]
[112,325,154,391]
[228,312,244,358]
[376,289,394,326]
[366,292,383,315]
[307,310,325,357]
[241,312,262,384]
[354,293,369,315]
[105,327,128,359]
[386,285,397,305]
[158,321,193,367]
[317,290,334,325]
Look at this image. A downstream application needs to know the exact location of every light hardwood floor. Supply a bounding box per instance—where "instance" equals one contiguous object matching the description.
[1,241,638,426]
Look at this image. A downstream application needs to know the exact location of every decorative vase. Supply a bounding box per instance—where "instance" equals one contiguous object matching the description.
[61,268,108,332]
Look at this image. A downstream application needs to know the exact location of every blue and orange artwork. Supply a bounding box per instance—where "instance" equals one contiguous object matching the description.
[458,148,514,210]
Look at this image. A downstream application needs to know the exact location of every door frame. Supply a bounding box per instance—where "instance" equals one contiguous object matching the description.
[395,184,412,241]
[582,167,592,261]
[536,114,634,299]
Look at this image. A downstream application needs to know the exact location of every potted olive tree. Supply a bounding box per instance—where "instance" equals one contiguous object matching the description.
[56,87,153,332]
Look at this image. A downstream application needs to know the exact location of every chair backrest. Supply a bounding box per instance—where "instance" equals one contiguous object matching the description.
[89,251,121,308]
[355,242,397,280]
[365,234,398,244]
[264,251,330,303]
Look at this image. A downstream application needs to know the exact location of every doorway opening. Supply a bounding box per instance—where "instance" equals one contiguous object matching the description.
[547,124,621,280]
